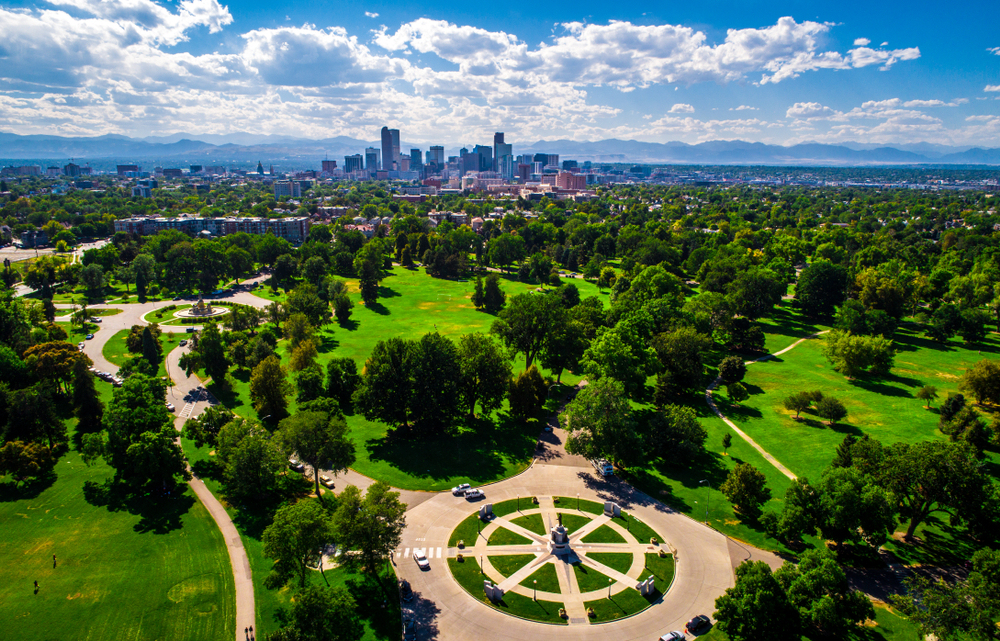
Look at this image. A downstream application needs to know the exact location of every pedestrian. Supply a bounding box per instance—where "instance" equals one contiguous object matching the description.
[244,627,248,639]
[53,554,57,568]
[34,580,38,591]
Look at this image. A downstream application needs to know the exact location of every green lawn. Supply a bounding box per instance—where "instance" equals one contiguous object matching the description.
[510,513,546,536]
[488,527,533,546]
[0,387,235,641]
[581,525,627,544]
[491,497,533,518]
[447,557,566,625]
[520,563,560,593]
[449,512,486,548]
[586,552,633,575]
[488,554,536,578]
[573,562,613,593]
[101,328,177,379]
[555,496,605,515]
[617,513,662,545]
[644,552,676,595]
[584,588,650,623]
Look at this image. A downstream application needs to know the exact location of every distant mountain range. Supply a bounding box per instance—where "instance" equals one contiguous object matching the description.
[1,132,999,167]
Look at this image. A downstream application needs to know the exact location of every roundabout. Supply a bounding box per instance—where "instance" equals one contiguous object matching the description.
[394,463,738,641]
[446,496,675,625]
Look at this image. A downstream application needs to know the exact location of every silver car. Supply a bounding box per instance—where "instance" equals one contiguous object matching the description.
[413,549,429,570]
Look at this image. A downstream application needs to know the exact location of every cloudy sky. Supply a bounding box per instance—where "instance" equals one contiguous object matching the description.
[0,0,998,147]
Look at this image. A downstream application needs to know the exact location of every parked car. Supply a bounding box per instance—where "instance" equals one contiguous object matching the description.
[464,488,485,500]
[186,327,196,333]
[90,317,102,323]
[85,333,94,340]
[659,632,685,641]
[288,459,305,472]
[686,615,710,634]
[451,483,471,495]
[166,403,175,412]
[320,475,335,489]
[179,339,188,346]
[78,342,85,350]
[413,549,429,570]
[399,579,413,602]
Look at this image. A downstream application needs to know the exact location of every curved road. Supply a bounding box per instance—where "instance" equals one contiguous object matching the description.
[40,282,814,641]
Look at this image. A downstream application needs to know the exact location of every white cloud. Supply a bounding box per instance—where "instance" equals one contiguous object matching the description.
[986,85,1000,92]
[902,98,967,107]
[786,102,837,119]
[732,105,758,111]
[45,0,232,46]
[880,41,888,46]
[988,47,1000,55]
[854,38,870,46]
[669,103,695,113]
[365,11,379,18]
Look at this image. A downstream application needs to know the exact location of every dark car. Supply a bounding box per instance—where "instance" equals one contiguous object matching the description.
[399,579,413,602]
[686,615,711,634]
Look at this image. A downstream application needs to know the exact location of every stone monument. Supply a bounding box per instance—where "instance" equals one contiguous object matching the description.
[550,515,569,553]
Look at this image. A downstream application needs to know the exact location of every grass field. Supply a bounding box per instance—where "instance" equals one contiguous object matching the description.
[510,513,546,536]
[0,387,235,641]
[101,328,176,379]
[586,552,633,575]
[581,525,627,544]
[584,588,649,623]
[449,513,486,548]
[448,557,567,625]
[488,527,533,546]
[489,554,536,577]
[573,562,613,593]
[555,496,605,515]
[520,563,560,593]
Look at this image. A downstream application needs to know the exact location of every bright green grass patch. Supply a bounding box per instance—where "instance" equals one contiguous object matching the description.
[449,512,485,548]
[556,511,592,534]
[581,525,627,544]
[447,557,567,625]
[488,554,536,578]
[573,562,613,593]
[520,563,559,593]
[644,552,676,595]
[757,302,829,354]
[101,328,172,378]
[554,496,605,515]
[491,497,534,518]
[488,527,532,546]
[586,552,633,575]
[510,513,546,536]
[0,388,235,641]
[617,513,662,545]
[584,588,649,623]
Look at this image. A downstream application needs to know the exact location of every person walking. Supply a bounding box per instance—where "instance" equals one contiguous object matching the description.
[53,554,57,568]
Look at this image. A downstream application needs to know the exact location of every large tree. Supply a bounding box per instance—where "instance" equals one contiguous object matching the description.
[773,548,874,638]
[409,332,461,432]
[562,378,642,468]
[325,357,361,407]
[218,418,285,502]
[715,560,801,641]
[490,292,565,368]
[582,310,658,397]
[271,585,363,641]
[816,466,896,548]
[727,267,786,320]
[457,332,512,419]
[250,355,292,420]
[277,411,356,500]
[72,357,104,434]
[645,404,708,464]
[23,341,90,394]
[653,326,714,397]
[263,499,335,588]
[354,338,415,430]
[332,481,406,594]
[795,260,848,318]
[720,462,771,521]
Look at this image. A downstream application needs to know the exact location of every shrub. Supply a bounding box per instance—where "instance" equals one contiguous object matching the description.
[816,397,848,427]
[719,355,747,384]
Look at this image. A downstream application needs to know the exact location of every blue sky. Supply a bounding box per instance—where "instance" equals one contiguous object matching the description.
[0,0,997,147]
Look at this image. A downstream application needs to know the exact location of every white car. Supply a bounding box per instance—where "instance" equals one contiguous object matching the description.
[166,403,175,412]
[413,549,430,570]
[659,632,685,641]
[320,475,335,489]
[451,483,471,495]
[464,488,485,500]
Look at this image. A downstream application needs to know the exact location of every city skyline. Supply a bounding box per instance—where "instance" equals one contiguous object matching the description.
[0,0,997,147]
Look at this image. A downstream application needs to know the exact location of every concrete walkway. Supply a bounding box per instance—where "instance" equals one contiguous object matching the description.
[703,331,830,481]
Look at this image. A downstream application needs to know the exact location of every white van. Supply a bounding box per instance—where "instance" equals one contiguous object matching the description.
[592,459,613,476]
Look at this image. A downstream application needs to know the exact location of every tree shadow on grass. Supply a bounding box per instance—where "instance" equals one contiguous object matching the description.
[82,478,196,534]
[0,470,57,502]
[208,371,247,411]
[850,378,914,398]
[364,301,390,315]
[315,331,340,353]
[376,285,402,299]
[337,318,360,332]
[346,569,407,640]
[883,515,980,566]
[894,331,953,353]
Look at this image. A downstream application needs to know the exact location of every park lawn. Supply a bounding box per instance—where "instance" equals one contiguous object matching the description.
[711,327,1000,484]
[644,552,676,595]
[510,513,546,536]
[616,513,662,545]
[449,513,486,548]
[584,588,649,623]
[586,552,633,575]
[488,554,536,578]
[488,527,533,546]
[556,511,592,534]
[180,438,398,640]
[57,321,98,340]
[0,387,235,641]
[581,525,626,544]
[520,563,560,593]
[492,497,534,517]
[757,301,830,355]
[447,557,566,625]
[555,496,605,515]
[573,562,613,593]
[101,328,176,379]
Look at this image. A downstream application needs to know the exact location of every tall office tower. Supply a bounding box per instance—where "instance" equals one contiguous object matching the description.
[428,146,445,167]
[562,160,578,170]
[409,148,422,171]
[533,153,549,167]
[365,147,381,172]
[473,145,493,172]
[499,154,515,180]
[390,129,400,170]
[344,154,363,173]
[492,132,504,171]
[380,127,394,171]
[461,150,479,176]
[495,142,512,178]
[517,164,531,181]
[400,156,410,172]
[547,154,559,169]
[321,159,338,173]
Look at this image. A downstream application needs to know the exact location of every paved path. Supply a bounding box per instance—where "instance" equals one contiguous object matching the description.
[703,331,830,481]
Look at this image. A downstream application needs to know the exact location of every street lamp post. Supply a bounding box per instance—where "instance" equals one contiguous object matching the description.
[700,479,710,524]
[577,493,580,511]
[533,579,537,601]
[608,578,613,598]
